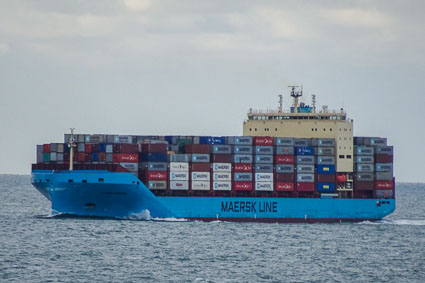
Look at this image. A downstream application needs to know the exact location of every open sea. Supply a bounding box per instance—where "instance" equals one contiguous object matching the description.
[0,175,424,282]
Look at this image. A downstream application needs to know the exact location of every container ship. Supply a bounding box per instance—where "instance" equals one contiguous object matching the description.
[31,87,395,222]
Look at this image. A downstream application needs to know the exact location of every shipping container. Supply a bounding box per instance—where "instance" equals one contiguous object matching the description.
[113,153,139,163]
[169,162,189,172]
[295,156,314,165]
[119,163,138,172]
[275,164,294,173]
[296,174,315,183]
[356,164,374,173]
[254,155,273,164]
[275,146,294,155]
[91,152,99,162]
[212,154,232,163]
[375,155,393,163]
[317,174,336,183]
[212,163,232,172]
[375,146,393,155]
[233,145,253,154]
[211,145,232,154]
[191,181,210,191]
[140,153,167,162]
[148,181,167,190]
[145,162,168,171]
[355,181,374,190]
[316,156,335,165]
[191,162,211,172]
[85,134,105,143]
[191,172,210,181]
[296,165,315,174]
[37,150,43,163]
[355,146,374,156]
[43,144,50,153]
[50,143,58,152]
[105,135,115,143]
[170,181,189,190]
[355,173,374,182]
[317,183,335,193]
[295,146,315,156]
[227,136,253,145]
[106,153,113,163]
[77,143,85,152]
[213,172,232,181]
[98,152,106,162]
[376,190,393,199]
[213,181,232,191]
[233,182,253,191]
[255,182,274,191]
[275,173,295,182]
[311,138,335,147]
[147,171,167,181]
[168,154,191,163]
[254,164,274,173]
[375,180,394,190]
[114,135,133,144]
[106,144,113,153]
[275,182,295,192]
[255,173,274,182]
[232,155,253,164]
[234,163,253,172]
[376,163,393,172]
[316,147,335,156]
[355,156,374,164]
[375,171,393,181]
[234,172,253,181]
[253,136,273,146]
[274,137,294,146]
[192,154,210,163]
[50,152,57,162]
[77,134,85,143]
[184,144,210,154]
[255,146,273,155]
[296,182,315,192]
[364,137,387,146]
[199,136,225,145]
[84,144,92,153]
[317,165,335,174]
[169,171,189,181]
[275,155,294,164]
[294,138,309,147]
[141,143,167,153]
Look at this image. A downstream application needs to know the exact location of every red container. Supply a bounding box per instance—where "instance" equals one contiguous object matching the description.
[355,181,374,190]
[233,181,253,191]
[84,153,92,162]
[185,144,210,154]
[191,163,210,172]
[275,182,295,192]
[113,153,138,163]
[77,152,85,162]
[375,154,393,163]
[275,173,295,182]
[234,163,253,172]
[147,171,167,181]
[253,136,273,146]
[275,155,294,164]
[84,144,92,153]
[375,180,394,190]
[99,152,106,162]
[43,144,50,153]
[317,174,336,183]
[296,182,315,192]
[141,143,167,153]
[117,144,139,153]
[91,144,100,152]
[212,154,232,163]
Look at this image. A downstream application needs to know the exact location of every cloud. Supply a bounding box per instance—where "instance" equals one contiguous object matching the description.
[321,8,392,28]
[123,0,151,12]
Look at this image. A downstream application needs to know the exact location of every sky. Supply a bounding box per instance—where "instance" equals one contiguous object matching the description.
[0,0,424,182]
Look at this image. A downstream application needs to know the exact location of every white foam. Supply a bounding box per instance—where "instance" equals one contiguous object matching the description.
[151,217,188,222]
[357,219,425,226]
[127,209,151,220]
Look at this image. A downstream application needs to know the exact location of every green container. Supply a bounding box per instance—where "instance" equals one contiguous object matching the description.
[176,138,192,152]
[43,153,50,162]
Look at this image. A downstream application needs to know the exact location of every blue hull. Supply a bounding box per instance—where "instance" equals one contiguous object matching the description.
[31,170,395,222]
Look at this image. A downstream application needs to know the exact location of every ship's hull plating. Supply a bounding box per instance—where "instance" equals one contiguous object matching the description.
[31,170,395,222]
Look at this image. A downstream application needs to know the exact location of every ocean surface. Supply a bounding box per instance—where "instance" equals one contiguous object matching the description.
[0,175,424,282]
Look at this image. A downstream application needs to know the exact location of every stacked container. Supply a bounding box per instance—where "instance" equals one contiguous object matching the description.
[186,144,210,191]
[274,138,295,192]
[253,137,274,191]
[231,136,253,192]
[140,143,167,188]
[294,139,315,192]
[313,138,336,193]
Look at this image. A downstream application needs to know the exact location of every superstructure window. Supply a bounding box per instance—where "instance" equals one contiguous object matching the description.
[347,155,352,159]
[339,155,345,159]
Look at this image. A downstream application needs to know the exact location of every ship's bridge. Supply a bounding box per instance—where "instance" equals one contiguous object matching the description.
[243,87,354,172]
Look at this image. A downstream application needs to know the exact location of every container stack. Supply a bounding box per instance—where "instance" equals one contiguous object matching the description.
[314,139,336,194]
[294,139,316,192]
[253,137,274,192]
[274,138,295,192]
[140,144,168,190]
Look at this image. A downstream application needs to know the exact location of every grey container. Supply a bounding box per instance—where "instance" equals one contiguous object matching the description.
[297,174,315,183]
[106,144,113,153]
[139,162,168,171]
[255,146,273,155]
[274,137,294,146]
[148,181,167,190]
[36,151,43,164]
[276,164,294,173]
[296,165,315,174]
[78,143,85,152]
[365,137,387,146]
[275,146,294,155]
[296,156,315,165]
[356,164,374,172]
[192,154,210,163]
[64,134,71,143]
[50,143,57,152]
[376,190,393,199]
[376,146,394,155]
[169,145,180,152]
[294,138,309,146]
[77,135,85,143]
[211,145,232,154]
[317,147,335,156]
[106,153,113,163]
[86,135,105,143]
[255,164,274,173]
[316,156,335,165]
[354,137,365,145]
[57,144,64,153]
[37,145,43,154]
[234,172,253,181]
[57,153,64,162]
[376,172,393,181]
[376,163,393,172]
[356,156,374,164]
[106,135,115,143]
[233,145,253,154]
[254,155,273,164]
[50,152,57,161]
[227,136,252,145]
[356,173,374,181]
[193,136,200,144]
[311,138,335,147]
[355,146,374,156]
[233,155,253,163]
[169,154,192,162]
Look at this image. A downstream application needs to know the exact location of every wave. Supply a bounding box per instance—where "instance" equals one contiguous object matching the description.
[151,217,188,222]
[357,219,425,226]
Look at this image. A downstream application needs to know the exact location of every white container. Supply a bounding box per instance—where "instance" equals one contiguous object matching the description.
[169,162,189,172]
[213,181,232,191]
[169,171,189,181]
[148,181,167,190]
[170,181,189,190]
[119,163,138,172]
[213,172,232,181]
[255,173,274,182]
[191,181,210,191]
[191,172,210,181]
[114,135,133,144]
[255,182,274,191]
[212,163,232,172]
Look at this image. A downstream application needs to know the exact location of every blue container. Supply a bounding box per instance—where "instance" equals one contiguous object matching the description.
[140,153,167,162]
[64,144,70,153]
[317,183,335,193]
[92,152,99,162]
[317,165,335,174]
[234,172,253,181]
[295,146,315,156]
[165,136,173,145]
[99,143,106,152]
[199,136,225,145]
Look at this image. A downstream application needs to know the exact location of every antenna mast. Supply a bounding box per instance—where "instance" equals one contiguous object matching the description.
[312,94,316,113]
[278,95,283,113]
[288,86,302,113]
[68,128,76,171]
